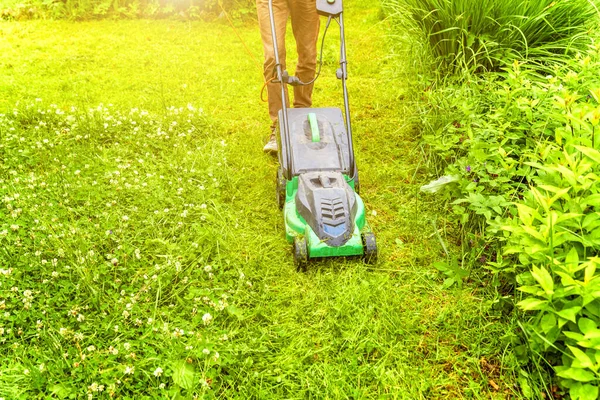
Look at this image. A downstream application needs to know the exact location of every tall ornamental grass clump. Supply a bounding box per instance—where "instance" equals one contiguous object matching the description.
[386,0,598,73]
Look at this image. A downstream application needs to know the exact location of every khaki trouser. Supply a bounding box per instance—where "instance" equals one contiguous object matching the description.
[256,0,320,125]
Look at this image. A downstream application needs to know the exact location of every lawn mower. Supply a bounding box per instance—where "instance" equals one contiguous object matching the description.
[268,0,377,270]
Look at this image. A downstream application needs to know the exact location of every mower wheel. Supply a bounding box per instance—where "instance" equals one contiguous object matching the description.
[293,236,309,272]
[362,232,377,264]
[276,167,286,209]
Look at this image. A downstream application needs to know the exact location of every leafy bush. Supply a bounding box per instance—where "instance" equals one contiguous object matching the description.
[417,38,600,396]
[0,0,255,20]
[386,0,598,73]
[499,52,600,399]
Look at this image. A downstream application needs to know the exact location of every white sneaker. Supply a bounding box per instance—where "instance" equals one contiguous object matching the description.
[263,134,278,154]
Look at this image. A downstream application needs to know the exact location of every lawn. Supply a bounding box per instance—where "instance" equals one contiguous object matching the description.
[0,2,521,398]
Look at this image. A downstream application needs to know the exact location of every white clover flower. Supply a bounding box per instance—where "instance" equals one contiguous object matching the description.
[172,328,184,338]
[124,365,134,375]
[122,215,129,221]
[202,313,213,325]
[204,265,212,272]
[153,367,163,377]
[123,343,131,351]
[202,348,210,355]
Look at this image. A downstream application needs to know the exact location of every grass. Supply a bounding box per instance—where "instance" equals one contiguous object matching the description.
[385,0,598,74]
[0,2,526,398]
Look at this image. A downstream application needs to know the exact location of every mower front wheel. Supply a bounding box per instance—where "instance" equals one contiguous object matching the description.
[293,236,309,272]
[362,232,377,264]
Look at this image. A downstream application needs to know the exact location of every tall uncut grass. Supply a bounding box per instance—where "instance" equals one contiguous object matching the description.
[386,0,599,73]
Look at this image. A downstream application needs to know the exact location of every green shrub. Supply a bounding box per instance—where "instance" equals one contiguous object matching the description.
[417,39,600,396]
[386,0,598,74]
[498,49,600,399]
[0,0,255,20]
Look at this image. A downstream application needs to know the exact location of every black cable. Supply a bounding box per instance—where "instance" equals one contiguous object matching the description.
[298,15,333,86]
[268,15,333,87]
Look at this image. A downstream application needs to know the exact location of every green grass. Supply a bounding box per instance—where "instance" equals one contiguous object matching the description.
[385,0,599,74]
[0,3,525,398]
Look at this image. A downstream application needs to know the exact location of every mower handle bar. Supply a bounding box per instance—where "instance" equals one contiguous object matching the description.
[267,0,356,182]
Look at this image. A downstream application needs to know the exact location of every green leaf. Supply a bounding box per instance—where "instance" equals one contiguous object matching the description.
[517,298,548,311]
[584,329,600,341]
[565,331,586,342]
[582,194,600,208]
[565,247,580,274]
[531,265,554,296]
[557,367,596,382]
[582,213,600,230]
[540,313,557,334]
[579,318,598,335]
[568,345,594,369]
[50,384,73,399]
[531,187,550,213]
[518,376,533,399]
[226,305,243,320]
[570,382,599,400]
[516,203,535,226]
[576,145,600,164]
[172,360,196,390]
[584,260,598,284]
[556,307,582,323]
[518,285,544,296]
[442,277,456,289]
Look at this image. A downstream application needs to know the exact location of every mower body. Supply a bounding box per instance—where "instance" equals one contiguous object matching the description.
[276,108,376,268]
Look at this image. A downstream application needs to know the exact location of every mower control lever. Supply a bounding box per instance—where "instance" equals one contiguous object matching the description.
[273,70,303,86]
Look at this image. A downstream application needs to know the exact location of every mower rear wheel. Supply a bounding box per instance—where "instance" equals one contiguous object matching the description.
[362,232,377,264]
[276,167,286,209]
[293,236,309,272]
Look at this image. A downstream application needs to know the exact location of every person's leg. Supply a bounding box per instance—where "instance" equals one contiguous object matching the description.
[289,0,320,109]
[257,0,290,125]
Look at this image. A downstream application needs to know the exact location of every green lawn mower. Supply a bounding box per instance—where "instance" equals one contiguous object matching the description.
[268,0,377,270]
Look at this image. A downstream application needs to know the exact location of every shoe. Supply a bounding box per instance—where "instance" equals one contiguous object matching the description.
[263,133,278,154]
